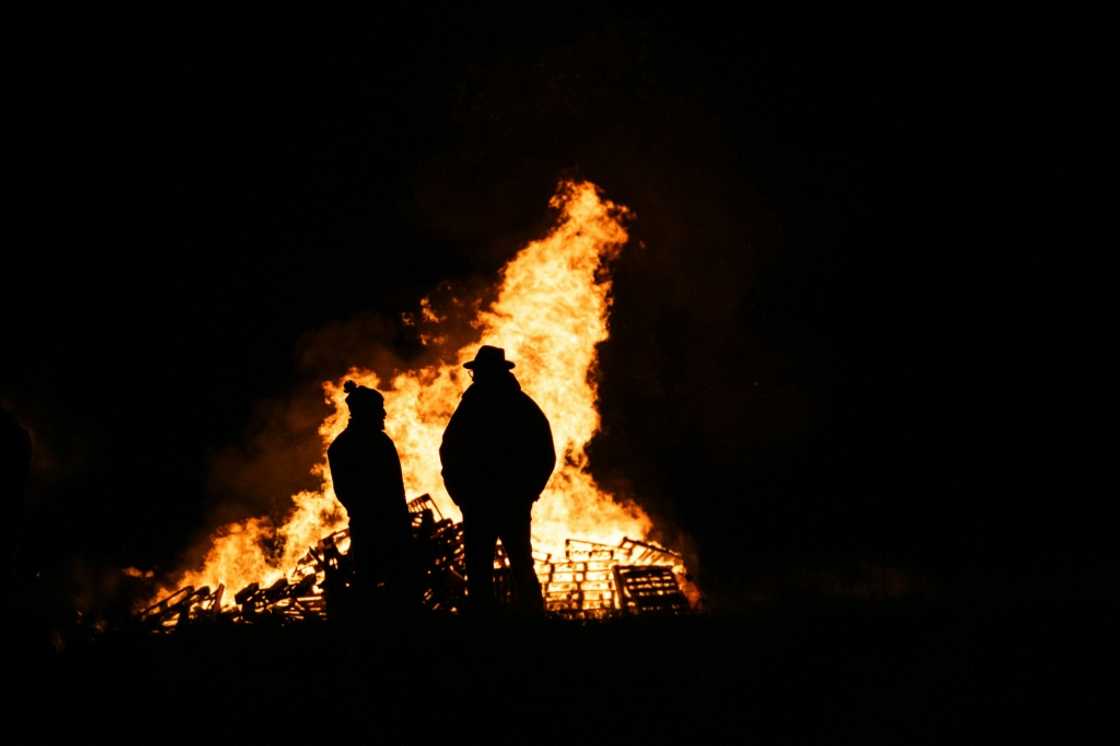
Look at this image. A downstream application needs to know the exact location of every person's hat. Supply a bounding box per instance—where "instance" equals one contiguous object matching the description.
[463,345,515,370]
[343,380,384,410]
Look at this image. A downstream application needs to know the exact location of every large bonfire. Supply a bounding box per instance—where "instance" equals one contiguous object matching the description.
[156,179,688,609]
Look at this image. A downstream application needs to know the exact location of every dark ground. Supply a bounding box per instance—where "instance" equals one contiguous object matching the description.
[10,596,1115,744]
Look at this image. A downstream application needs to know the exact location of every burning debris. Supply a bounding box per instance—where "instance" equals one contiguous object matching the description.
[143,180,699,624]
[138,497,694,632]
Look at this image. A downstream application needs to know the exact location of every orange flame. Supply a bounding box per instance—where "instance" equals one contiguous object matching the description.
[159,180,681,606]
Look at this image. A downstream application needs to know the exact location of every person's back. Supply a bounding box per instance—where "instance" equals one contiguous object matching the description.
[327,382,412,609]
[440,372,554,509]
[328,425,408,532]
[440,346,555,613]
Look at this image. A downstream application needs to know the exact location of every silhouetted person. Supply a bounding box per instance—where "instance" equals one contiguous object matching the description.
[440,345,555,613]
[327,382,413,611]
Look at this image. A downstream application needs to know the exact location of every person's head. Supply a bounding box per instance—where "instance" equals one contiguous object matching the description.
[343,381,386,427]
[463,345,516,383]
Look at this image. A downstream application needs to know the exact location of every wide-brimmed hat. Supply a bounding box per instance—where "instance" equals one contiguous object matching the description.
[463,345,515,370]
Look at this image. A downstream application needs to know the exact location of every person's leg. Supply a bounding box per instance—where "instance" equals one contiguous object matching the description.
[348,524,370,584]
[387,528,426,613]
[393,531,425,611]
[498,503,544,613]
[462,508,499,612]
[369,531,419,622]
[342,523,372,622]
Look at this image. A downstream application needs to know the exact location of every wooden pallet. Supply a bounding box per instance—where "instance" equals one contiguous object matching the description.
[612,565,690,616]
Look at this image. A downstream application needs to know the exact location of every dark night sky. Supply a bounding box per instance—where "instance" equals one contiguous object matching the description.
[4,13,1096,604]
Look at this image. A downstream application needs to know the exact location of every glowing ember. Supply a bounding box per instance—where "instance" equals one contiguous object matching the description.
[155,179,692,610]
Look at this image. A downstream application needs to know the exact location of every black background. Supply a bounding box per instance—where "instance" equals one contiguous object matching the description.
[4,10,1098,608]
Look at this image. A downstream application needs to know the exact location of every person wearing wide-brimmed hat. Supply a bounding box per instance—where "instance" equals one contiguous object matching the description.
[327,381,413,612]
[440,345,555,613]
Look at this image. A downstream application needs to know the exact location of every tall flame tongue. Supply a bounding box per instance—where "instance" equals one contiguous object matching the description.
[163,180,666,604]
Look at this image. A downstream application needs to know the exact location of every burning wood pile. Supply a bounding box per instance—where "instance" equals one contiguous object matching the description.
[137,496,693,632]
[140,182,702,630]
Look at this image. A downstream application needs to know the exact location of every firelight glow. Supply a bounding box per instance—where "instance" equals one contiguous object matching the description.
[157,180,687,607]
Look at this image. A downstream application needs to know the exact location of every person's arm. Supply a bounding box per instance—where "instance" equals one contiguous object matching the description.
[529,399,556,498]
[439,405,466,505]
[380,432,407,505]
[327,440,354,514]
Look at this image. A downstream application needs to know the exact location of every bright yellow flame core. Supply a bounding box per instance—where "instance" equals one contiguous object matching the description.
[165,180,666,605]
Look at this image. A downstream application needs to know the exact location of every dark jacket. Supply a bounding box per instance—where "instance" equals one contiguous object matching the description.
[327,422,409,537]
[439,373,556,509]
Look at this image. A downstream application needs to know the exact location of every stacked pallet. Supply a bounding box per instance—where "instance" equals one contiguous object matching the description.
[534,538,688,617]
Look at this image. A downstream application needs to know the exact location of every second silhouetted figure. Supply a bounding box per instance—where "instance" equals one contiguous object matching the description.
[328,381,413,610]
[440,345,555,613]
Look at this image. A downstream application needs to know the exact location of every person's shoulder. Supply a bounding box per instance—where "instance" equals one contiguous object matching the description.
[518,390,546,412]
[460,382,484,398]
[328,428,352,453]
[456,383,489,408]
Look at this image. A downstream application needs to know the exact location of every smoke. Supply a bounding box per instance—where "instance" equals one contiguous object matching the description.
[204,314,405,522]
[169,269,506,585]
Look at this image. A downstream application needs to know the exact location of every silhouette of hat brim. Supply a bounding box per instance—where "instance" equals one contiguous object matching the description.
[463,359,515,369]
